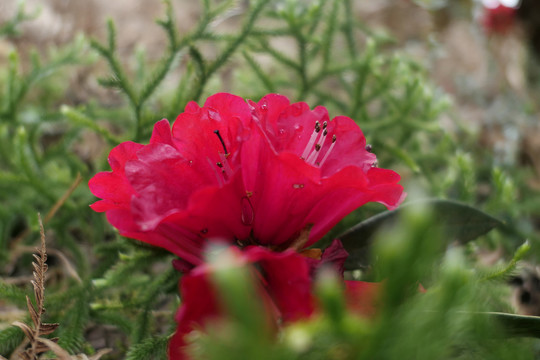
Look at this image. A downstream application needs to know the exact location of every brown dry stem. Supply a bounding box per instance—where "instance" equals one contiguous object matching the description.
[12,214,62,360]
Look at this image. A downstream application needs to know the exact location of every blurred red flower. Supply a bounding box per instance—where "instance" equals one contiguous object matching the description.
[168,242,380,360]
[89,93,404,266]
[169,246,312,359]
[482,4,517,35]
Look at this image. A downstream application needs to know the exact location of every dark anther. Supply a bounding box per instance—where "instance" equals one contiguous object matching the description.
[315,121,321,133]
[322,121,327,129]
[323,129,328,136]
[214,130,229,154]
[216,162,223,168]
[332,135,337,143]
[365,144,372,152]
[315,144,321,151]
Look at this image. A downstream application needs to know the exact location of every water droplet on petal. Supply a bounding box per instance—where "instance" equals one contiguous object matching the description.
[208,109,219,121]
[261,103,268,110]
[241,196,254,225]
[292,104,302,116]
[279,128,285,135]
[294,124,301,130]
[293,184,304,189]
[201,228,208,234]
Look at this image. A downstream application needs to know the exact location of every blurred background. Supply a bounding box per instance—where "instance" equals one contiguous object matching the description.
[2,0,540,358]
[1,0,539,184]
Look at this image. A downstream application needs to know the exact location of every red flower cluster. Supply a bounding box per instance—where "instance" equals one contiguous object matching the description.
[482,3,517,35]
[89,93,404,359]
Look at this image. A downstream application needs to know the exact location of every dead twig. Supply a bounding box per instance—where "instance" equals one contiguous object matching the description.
[12,214,63,360]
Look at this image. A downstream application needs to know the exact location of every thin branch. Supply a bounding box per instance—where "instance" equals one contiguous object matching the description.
[10,173,83,252]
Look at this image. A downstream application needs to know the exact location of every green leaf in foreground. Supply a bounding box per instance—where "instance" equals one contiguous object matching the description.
[339,199,504,270]
[481,312,540,338]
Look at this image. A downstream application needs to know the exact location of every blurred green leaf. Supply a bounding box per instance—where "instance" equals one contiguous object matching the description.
[482,312,540,338]
[339,199,504,270]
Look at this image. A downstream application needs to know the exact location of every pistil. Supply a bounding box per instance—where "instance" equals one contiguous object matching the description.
[211,129,234,184]
[213,129,229,155]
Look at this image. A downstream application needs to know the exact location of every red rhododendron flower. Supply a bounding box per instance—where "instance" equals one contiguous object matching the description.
[168,242,380,359]
[89,93,404,266]
[89,93,403,359]
[169,245,313,359]
[482,3,517,35]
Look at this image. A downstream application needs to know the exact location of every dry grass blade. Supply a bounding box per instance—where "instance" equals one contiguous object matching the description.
[35,338,71,360]
[12,321,34,342]
[34,338,59,354]
[71,348,112,360]
[88,348,112,360]
[11,214,62,360]
[25,296,39,329]
[39,323,59,336]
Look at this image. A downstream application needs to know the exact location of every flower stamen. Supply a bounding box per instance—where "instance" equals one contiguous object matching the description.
[319,134,337,167]
[306,128,328,164]
[300,121,321,159]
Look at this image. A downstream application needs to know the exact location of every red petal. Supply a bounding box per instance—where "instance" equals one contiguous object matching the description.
[149,119,175,146]
[169,269,221,360]
[344,280,381,316]
[204,92,253,128]
[88,141,143,211]
[159,171,251,242]
[304,166,404,245]
[319,115,376,176]
[172,94,250,172]
[244,247,315,321]
[305,239,349,277]
[106,208,204,266]
[126,142,205,230]
[168,246,315,358]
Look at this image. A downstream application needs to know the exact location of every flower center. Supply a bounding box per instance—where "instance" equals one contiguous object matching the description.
[300,121,337,167]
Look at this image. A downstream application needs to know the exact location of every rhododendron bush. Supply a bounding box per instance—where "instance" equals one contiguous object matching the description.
[1,1,540,360]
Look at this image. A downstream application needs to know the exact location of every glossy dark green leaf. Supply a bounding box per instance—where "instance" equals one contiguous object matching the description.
[339,199,504,270]
[482,312,540,338]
